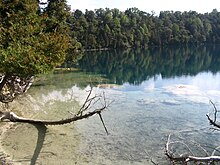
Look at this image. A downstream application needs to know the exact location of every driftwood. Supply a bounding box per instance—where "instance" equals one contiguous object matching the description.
[165,134,220,164]
[0,108,105,125]
[0,73,109,136]
[0,88,109,134]
[166,101,220,164]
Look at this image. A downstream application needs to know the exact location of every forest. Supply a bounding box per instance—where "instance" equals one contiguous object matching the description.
[66,7,220,50]
[1,1,220,164]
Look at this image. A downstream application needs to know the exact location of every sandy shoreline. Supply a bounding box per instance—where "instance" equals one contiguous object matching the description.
[0,122,15,165]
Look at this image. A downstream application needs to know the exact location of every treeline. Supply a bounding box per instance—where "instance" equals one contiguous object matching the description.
[40,0,220,50]
[66,8,220,49]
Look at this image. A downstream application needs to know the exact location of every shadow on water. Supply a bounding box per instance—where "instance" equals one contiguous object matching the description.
[30,124,47,165]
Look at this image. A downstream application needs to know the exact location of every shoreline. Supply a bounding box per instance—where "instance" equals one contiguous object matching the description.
[0,122,16,165]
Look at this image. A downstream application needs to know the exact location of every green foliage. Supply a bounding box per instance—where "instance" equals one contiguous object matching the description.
[1,1,220,78]
[70,8,220,49]
[0,0,70,77]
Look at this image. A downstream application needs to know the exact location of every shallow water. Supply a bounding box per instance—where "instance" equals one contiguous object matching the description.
[2,45,220,164]
[1,71,220,165]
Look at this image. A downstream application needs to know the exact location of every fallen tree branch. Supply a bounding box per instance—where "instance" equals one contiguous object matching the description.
[0,73,110,134]
[165,101,220,163]
[207,100,220,129]
[165,134,220,163]
[0,89,109,131]
[206,114,220,129]
[0,108,105,125]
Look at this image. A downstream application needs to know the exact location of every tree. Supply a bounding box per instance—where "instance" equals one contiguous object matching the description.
[44,0,82,61]
[58,7,220,49]
[0,0,69,77]
[0,0,107,126]
[0,0,70,103]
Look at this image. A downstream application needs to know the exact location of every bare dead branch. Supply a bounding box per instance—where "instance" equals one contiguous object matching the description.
[165,134,220,163]
[210,100,218,122]
[77,88,102,116]
[78,88,93,113]
[0,89,109,130]
[186,155,220,162]
[207,114,220,129]
[0,107,105,125]
[207,101,220,129]
[165,102,220,164]
[212,146,220,156]
[98,112,109,135]
[0,73,110,136]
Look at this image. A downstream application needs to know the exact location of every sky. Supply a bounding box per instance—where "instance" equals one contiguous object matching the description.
[67,0,219,14]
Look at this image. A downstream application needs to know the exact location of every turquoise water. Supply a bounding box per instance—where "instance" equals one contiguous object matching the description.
[75,72,220,164]
[2,46,220,164]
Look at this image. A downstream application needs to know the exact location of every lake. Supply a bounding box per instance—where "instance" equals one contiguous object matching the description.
[1,45,220,165]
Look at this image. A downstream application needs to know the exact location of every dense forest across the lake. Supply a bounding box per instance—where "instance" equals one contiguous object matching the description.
[65,7,220,50]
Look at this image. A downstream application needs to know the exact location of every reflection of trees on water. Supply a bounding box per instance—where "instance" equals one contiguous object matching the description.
[32,71,106,91]
[78,45,220,85]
